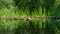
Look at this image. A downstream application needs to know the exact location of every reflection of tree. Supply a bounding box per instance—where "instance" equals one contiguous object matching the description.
[14,20,41,34]
[44,22,55,34]
[29,21,41,34]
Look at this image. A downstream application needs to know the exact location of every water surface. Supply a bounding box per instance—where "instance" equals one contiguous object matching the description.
[0,19,60,34]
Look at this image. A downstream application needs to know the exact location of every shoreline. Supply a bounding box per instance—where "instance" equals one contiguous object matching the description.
[0,16,60,20]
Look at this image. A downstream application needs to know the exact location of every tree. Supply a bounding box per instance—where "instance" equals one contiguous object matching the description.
[40,0,56,16]
[14,0,41,16]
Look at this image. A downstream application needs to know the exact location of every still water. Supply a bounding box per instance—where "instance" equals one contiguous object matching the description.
[0,19,60,34]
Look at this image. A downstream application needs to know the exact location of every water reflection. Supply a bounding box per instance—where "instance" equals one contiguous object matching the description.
[0,19,60,34]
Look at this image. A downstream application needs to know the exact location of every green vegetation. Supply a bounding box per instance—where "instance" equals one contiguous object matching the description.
[0,20,60,34]
[0,0,60,34]
[0,0,60,17]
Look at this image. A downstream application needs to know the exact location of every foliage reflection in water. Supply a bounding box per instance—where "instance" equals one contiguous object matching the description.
[0,19,60,34]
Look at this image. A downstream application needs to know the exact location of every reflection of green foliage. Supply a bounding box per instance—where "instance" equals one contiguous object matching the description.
[0,0,60,34]
[44,22,56,34]
[0,20,60,34]
[0,20,16,34]
[14,20,60,34]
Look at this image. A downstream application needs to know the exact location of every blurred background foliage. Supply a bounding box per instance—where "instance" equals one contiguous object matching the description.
[0,0,60,17]
[0,0,60,34]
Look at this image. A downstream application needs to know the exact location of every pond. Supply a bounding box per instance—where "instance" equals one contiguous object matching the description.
[0,19,60,34]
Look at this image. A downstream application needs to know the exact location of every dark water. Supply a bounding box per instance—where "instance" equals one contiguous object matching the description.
[0,19,60,34]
